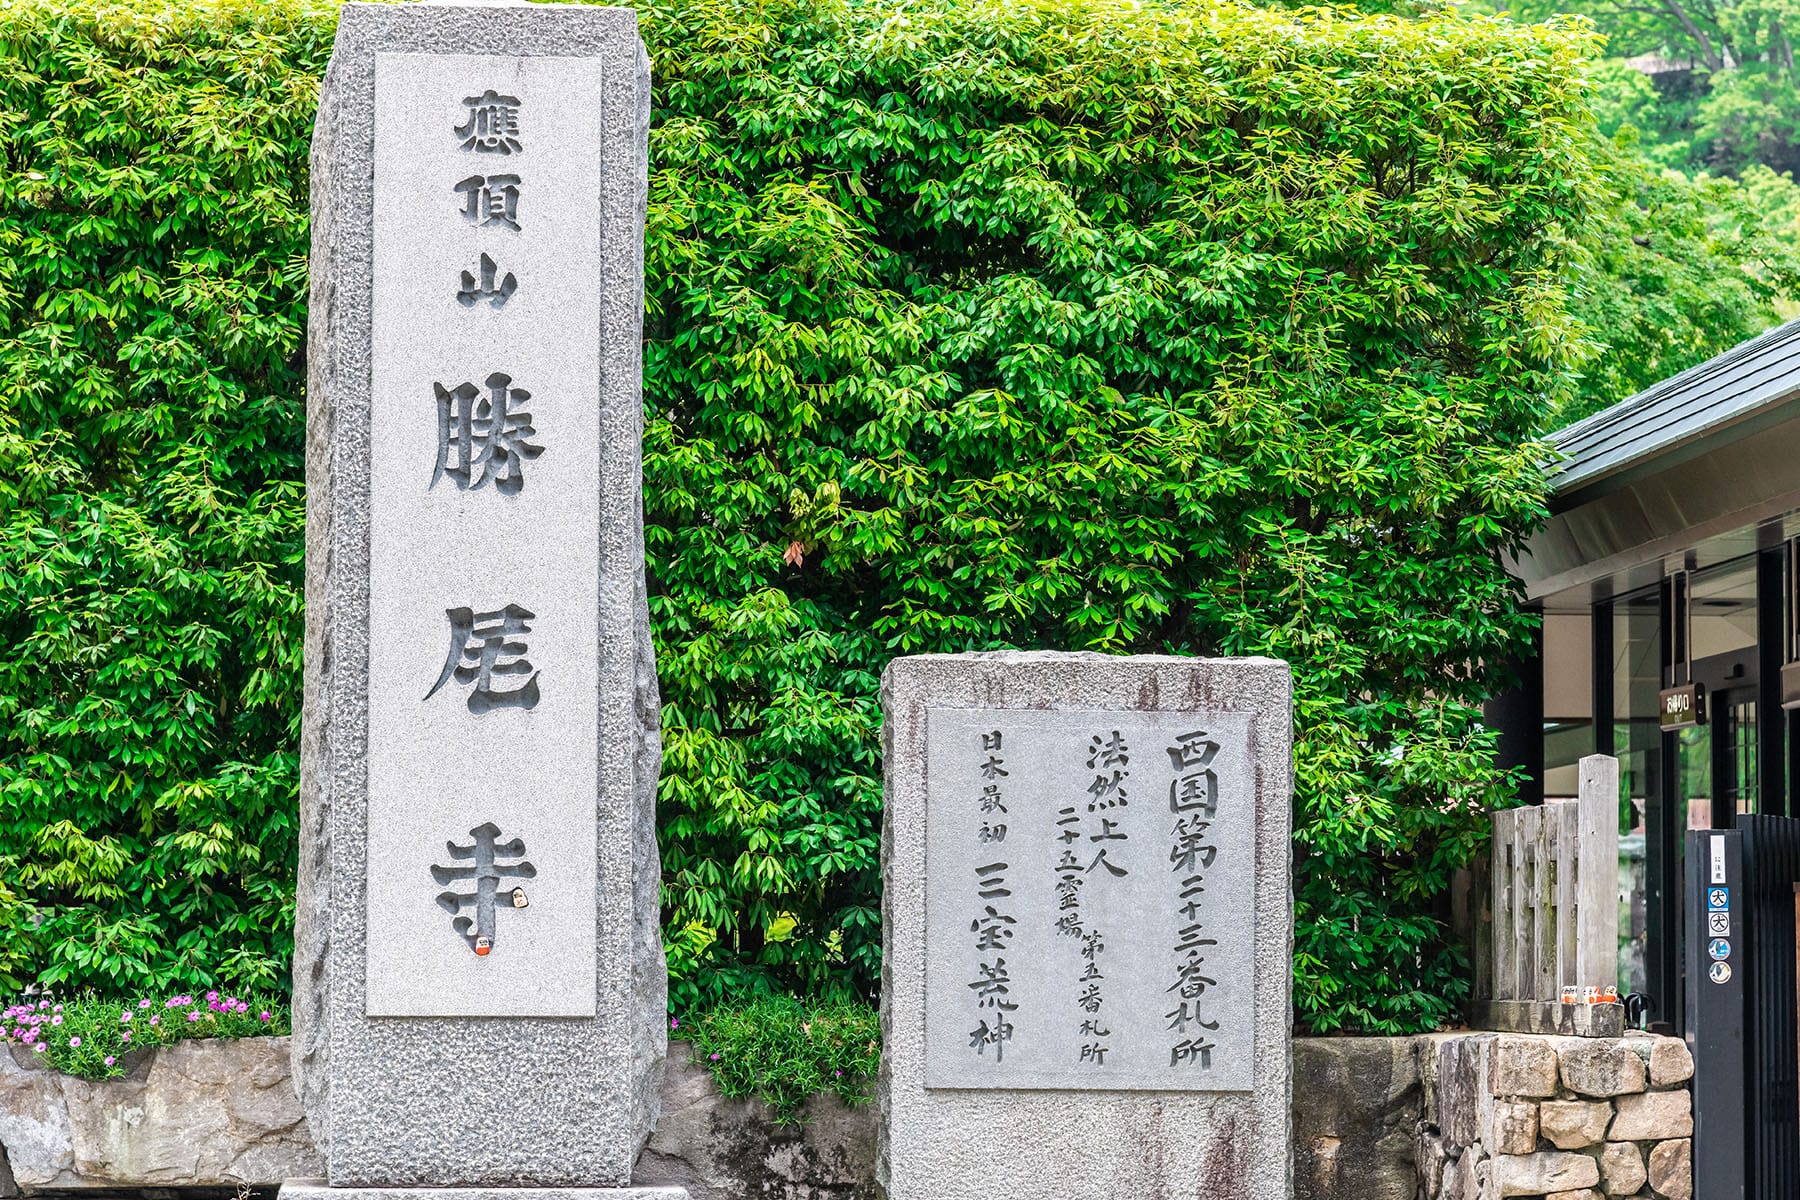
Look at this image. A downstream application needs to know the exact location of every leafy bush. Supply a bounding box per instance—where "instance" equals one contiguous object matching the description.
[0,0,328,995]
[679,996,878,1123]
[0,0,1598,1034]
[3,990,289,1079]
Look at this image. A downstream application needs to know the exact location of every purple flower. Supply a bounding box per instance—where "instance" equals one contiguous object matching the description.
[670,1018,679,1029]
[187,1011,200,1023]
[235,1001,249,1014]
[68,1036,80,1048]
[206,991,218,1003]
[103,1056,115,1067]
[834,1070,843,1077]
[710,1052,721,1060]
[259,1011,272,1022]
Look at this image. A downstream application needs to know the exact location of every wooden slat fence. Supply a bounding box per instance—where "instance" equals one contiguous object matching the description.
[1489,754,1620,1001]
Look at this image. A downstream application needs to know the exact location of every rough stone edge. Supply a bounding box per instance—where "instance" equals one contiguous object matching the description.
[280,1184,688,1200]
[626,27,667,1169]
[298,2,665,1187]
[877,651,1295,1200]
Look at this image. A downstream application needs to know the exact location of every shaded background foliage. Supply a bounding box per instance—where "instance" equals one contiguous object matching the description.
[1,0,1599,1034]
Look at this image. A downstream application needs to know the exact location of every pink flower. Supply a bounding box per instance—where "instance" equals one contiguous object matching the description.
[709,1052,721,1060]
[236,1001,249,1014]
[148,1016,159,1026]
[68,1036,80,1048]
[121,1032,131,1043]
[51,1015,62,1026]
[187,1012,200,1023]
[37,1000,47,1010]
[103,1056,115,1066]
[137,999,150,1009]
[52,1004,62,1013]
[670,1018,679,1029]
[21,1032,35,1045]
[121,1012,132,1023]
[33,1045,44,1054]
[206,991,218,1003]
[259,1011,272,1022]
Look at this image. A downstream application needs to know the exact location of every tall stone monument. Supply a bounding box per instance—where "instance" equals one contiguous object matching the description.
[880,652,1293,1200]
[291,3,683,1196]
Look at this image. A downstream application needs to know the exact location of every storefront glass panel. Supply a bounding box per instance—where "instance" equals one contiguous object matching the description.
[1613,589,1661,996]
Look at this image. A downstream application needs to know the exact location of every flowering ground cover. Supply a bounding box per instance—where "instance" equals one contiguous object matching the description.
[3,991,289,1079]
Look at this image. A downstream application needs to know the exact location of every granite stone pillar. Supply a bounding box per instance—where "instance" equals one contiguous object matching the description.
[290,3,681,1197]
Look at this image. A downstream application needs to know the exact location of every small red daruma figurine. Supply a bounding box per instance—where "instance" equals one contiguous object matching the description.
[475,936,492,957]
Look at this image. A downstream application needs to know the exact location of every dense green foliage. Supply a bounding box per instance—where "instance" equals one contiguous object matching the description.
[1514,0,1800,177]
[0,0,326,996]
[1481,0,1800,424]
[678,996,878,1122]
[1556,129,1800,423]
[1,0,1599,1034]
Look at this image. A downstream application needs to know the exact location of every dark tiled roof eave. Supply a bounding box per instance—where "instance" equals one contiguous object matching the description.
[1548,317,1800,495]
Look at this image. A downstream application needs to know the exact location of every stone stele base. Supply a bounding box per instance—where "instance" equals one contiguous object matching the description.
[279,1182,689,1200]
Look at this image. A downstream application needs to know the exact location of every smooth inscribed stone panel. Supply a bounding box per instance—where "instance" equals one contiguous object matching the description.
[924,707,1255,1091]
[366,51,604,1018]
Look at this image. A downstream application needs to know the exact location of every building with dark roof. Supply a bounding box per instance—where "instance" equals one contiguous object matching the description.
[1497,315,1800,1031]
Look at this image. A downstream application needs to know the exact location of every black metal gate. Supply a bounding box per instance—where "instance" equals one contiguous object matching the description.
[1689,817,1800,1199]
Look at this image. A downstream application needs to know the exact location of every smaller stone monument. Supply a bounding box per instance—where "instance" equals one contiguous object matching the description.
[879,652,1293,1200]
[288,2,684,1198]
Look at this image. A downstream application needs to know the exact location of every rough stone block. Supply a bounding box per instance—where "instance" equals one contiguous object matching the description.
[1645,1040,1693,1088]
[1553,1039,1646,1099]
[1539,1100,1612,1150]
[1607,1090,1692,1142]
[1434,1034,1491,1153]
[0,1041,322,1191]
[880,652,1293,1200]
[1293,1038,1421,1200]
[1492,1150,1601,1197]
[1488,1037,1559,1099]
[1491,1100,1540,1156]
[1441,1147,1488,1200]
[279,1185,686,1200]
[635,1048,877,1200]
[1597,1141,1645,1196]
[1646,1138,1691,1200]
[1546,1190,1603,1200]
[299,1,668,1189]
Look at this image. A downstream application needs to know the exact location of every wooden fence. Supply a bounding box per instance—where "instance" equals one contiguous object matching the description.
[1488,754,1620,1002]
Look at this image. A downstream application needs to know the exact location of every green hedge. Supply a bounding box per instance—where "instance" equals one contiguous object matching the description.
[0,0,1596,1033]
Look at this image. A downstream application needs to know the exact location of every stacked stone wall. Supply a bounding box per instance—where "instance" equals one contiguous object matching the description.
[1,1033,1694,1200]
[1420,1032,1694,1200]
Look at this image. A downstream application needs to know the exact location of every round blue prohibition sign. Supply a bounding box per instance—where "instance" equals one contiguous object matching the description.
[1708,938,1732,961]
